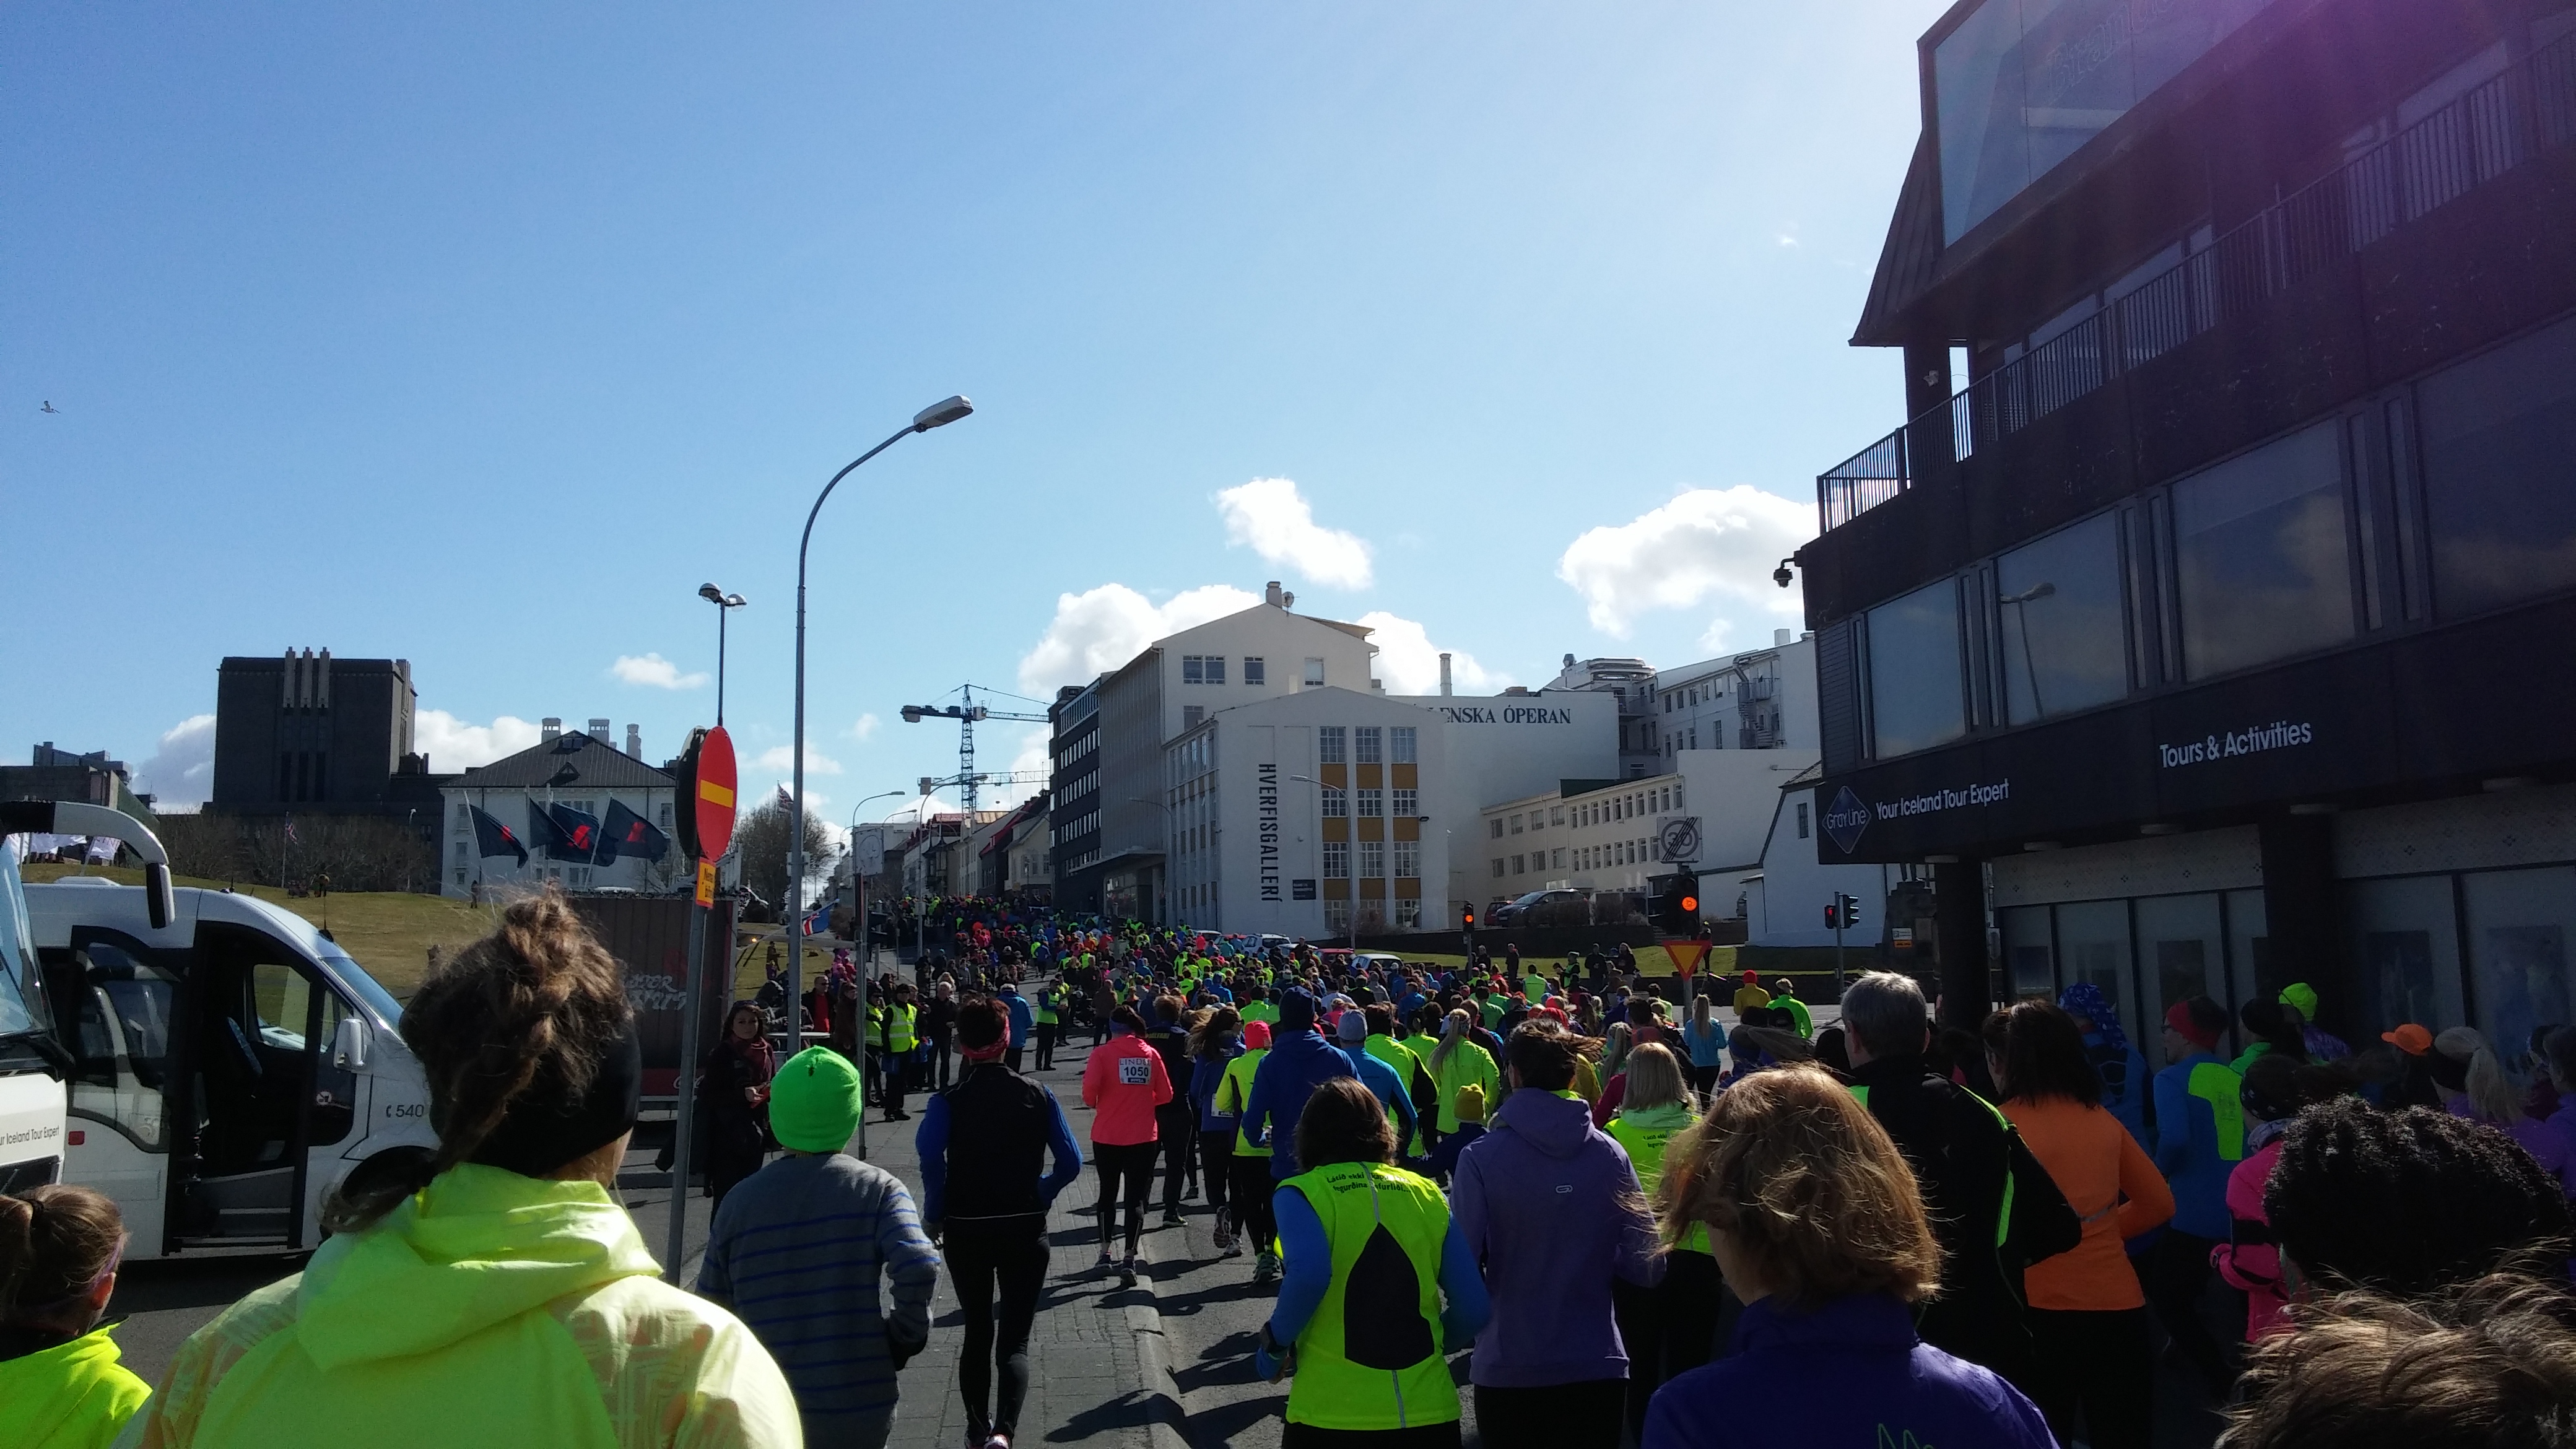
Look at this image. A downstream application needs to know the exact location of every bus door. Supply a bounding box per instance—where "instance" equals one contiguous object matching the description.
[43,930,182,1253]
[178,923,360,1248]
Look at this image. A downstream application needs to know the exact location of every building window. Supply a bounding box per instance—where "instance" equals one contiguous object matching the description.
[1244,656,1266,685]
[1324,899,1351,930]
[1511,853,1526,875]
[1492,858,1505,877]
[1355,726,1383,764]
[1509,813,1524,833]
[1392,787,1417,816]
[1997,510,2130,723]
[1324,842,1351,877]
[570,868,591,887]
[1867,577,1967,758]
[453,842,468,864]
[1359,841,1386,877]
[1549,804,1564,826]
[455,869,468,886]
[1552,848,1565,869]
[1318,726,1346,764]
[455,804,472,829]
[1394,840,1421,876]
[2172,420,2352,681]
[1322,785,1347,817]
[1395,898,1421,928]
[1488,818,1503,838]
[2421,315,2576,619]
[1390,726,1417,763]
[1304,657,1326,687]
[1206,656,1227,685]
[1183,655,1206,684]
[658,803,673,827]
[1182,705,1204,729]
[1359,788,1384,817]
[1797,801,1811,838]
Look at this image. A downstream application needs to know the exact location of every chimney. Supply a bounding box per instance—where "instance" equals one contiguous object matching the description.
[1563,653,1577,669]
[1439,653,1453,696]
[1264,580,1284,607]
[1774,629,1793,646]
[541,717,562,742]
[587,718,612,744]
[625,723,642,757]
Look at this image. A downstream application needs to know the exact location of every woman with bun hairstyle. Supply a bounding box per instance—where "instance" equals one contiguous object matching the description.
[120,888,798,1449]
[0,1184,148,1448]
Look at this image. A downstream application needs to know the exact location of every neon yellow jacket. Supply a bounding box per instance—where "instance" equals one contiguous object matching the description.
[116,1165,799,1449]
[0,1324,150,1449]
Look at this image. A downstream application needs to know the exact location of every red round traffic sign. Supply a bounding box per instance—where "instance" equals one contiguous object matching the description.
[695,724,738,861]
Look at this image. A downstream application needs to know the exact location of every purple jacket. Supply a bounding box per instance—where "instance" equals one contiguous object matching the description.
[1453,1087,1661,1386]
[1643,1294,2054,1449]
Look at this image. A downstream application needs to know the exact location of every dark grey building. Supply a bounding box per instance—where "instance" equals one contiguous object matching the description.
[1048,682,1105,913]
[212,649,427,812]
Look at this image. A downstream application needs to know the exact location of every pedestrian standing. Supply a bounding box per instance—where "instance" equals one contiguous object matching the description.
[1256,1077,1490,1449]
[1081,1005,1172,1286]
[918,999,1084,1449]
[1001,983,1035,1072]
[926,980,960,1090]
[1641,1066,2054,1449]
[121,890,800,1449]
[881,981,921,1123]
[2147,994,2246,1395]
[1987,1001,2174,1449]
[1679,996,1726,1097]
[0,1185,150,1449]
[1453,1022,1663,1449]
[1033,980,1061,1072]
[702,1001,778,1209]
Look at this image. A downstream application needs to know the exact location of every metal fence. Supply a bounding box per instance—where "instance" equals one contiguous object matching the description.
[1819,32,2576,534]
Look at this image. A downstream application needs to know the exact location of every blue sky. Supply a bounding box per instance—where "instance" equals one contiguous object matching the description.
[2,1,1946,822]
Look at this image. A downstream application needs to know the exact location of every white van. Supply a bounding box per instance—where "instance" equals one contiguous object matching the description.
[25,877,433,1256]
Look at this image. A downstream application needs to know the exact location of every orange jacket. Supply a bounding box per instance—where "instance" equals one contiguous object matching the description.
[2000,1095,2174,1312]
[1082,1032,1173,1146]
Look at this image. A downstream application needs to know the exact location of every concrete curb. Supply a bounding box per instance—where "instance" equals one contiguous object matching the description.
[1123,1227,1196,1449]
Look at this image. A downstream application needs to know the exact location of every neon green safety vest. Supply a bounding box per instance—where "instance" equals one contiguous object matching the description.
[1219,1048,1271,1156]
[1279,1161,1459,1430]
[886,1003,918,1052]
[2187,1060,2249,1161]
[1034,988,1060,1026]
[1364,1036,1430,1156]
[1606,1113,1712,1255]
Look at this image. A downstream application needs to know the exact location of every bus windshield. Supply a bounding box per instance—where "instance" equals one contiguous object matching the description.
[0,847,59,1052]
[316,943,404,1029]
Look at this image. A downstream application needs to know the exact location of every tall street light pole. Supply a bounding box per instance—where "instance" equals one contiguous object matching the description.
[698,584,748,724]
[837,788,905,1158]
[785,395,973,1056]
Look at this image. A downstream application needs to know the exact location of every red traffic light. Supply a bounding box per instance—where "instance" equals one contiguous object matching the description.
[1679,894,1698,915]
[1462,906,1477,928]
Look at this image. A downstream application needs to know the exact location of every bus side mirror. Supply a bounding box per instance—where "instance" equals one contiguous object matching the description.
[333,1015,371,1070]
[144,862,175,931]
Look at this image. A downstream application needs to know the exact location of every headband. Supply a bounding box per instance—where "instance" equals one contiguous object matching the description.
[470,1018,643,1178]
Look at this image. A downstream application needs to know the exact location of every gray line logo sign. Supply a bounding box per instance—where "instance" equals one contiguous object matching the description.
[1823,786,1870,855]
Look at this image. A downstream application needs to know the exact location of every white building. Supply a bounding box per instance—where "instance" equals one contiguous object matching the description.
[1731,762,1915,949]
[1647,632,1818,762]
[1477,750,1824,907]
[440,722,679,898]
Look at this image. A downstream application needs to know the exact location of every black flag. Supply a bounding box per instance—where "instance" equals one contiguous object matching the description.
[469,806,528,867]
[601,800,669,864]
[546,803,605,863]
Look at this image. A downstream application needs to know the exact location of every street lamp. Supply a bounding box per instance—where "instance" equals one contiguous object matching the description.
[1287,774,1359,956]
[697,584,748,724]
[836,786,905,1160]
[1999,580,2056,721]
[784,395,973,1056]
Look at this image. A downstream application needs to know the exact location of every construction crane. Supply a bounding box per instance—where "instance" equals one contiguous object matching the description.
[899,684,1050,814]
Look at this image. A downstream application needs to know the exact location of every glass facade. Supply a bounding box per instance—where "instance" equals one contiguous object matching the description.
[1936,0,2279,243]
[2462,867,2576,1085]
[1997,511,2129,723]
[1868,578,1967,757]
[2172,420,2352,680]
[2419,313,2576,618]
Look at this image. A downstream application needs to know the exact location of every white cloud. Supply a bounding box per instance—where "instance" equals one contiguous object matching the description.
[1017,582,1261,694]
[1355,612,1503,695]
[1215,477,1374,590]
[848,713,881,743]
[610,653,709,690]
[134,714,218,805]
[1556,486,1814,638]
[754,744,843,777]
[415,710,546,771]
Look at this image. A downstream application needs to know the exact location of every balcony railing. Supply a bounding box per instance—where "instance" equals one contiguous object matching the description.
[1819,30,2576,534]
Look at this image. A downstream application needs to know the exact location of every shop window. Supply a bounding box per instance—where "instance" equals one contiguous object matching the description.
[2172,421,2354,681]
[2135,894,2224,1048]
[1868,578,1967,757]
[2347,876,2463,1044]
[2058,900,2137,1030]
[1996,511,2130,723]
[2419,314,2576,619]
[2001,905,2056,999]
[2463,866,2576,1088]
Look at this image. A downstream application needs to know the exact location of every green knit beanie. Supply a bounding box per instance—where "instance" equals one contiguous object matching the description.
[768,1046,861,1153]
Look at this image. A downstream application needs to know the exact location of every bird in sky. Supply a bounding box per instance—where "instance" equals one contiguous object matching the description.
[40,401,59,413]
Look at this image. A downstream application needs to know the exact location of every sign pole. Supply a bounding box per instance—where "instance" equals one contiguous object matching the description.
[663,867,709,1284]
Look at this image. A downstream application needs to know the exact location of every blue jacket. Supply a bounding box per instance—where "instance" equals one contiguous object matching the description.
[2085,1029,2152,1147]
[1001,990,1035,1047]
[1192,1037,1244,1131]
[1335,1041,1420,1151]
[2153,1052,2244,1240]
[1242,994,1355,1180]
[1643,1294,2053,1449]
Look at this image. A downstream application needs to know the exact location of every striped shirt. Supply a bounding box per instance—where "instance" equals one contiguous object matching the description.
[696,1152,942,1437]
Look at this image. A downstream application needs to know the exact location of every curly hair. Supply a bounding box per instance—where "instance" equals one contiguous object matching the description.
[324,888,630,1232]
[2222,1273,2576,1448]
[2265,1099,2574,1297]
[1658,1064,1938,1307]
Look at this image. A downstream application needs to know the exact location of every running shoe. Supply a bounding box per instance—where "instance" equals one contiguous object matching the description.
[1095,1249,1115,1273]
[1120,1256,1140,1287]
[1252,1251,1279,1283]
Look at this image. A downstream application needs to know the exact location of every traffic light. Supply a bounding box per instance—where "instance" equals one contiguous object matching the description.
[1826,893,1861,931]
[1461,903,1477,930]
[1653,874,1701,934]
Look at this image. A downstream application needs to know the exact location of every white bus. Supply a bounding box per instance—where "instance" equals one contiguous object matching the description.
[1,801,178,1197]
[24,865,435,1256]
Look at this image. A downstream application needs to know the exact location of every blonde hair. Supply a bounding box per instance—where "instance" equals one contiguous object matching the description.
[1601,1020,1635,1077]
[2434,1027,2521,1123]
[1658,1064,1939,1305]
[1621,1042,1690,1113]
